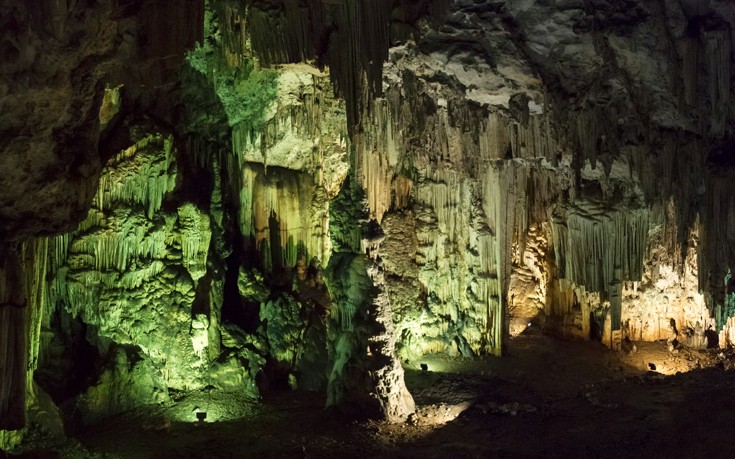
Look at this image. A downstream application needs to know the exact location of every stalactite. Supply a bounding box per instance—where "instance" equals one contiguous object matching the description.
[247,0,412,130]
[410,165,506,355]
[0,305,26,431]
[25,126,225,395]
[704,29,731,138]
[700,169,735,306]
[94,134,176,219]
[70,223,169,273]
[613,221,712,344]
[325,254,368,408]
[416,167,464,242]
[230,69,349,192]
[544,279,599,340]
[351,49,569,356]
[355,139,393,224]
[551,204,649,295]
[222,65,350,278]
[178,203,212,283]
[66,133,179,274]
[246,1,316,66]
[240,164,331,270]
[4,0,733,437]
[20,239,47,376]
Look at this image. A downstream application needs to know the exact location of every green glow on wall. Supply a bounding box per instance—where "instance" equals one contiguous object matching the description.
[185,6,277,130]
[259,295,304,364]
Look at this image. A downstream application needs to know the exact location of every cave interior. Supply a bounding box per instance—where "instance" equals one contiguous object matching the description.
[3,0,735,457]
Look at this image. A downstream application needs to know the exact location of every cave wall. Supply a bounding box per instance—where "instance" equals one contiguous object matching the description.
[0,0,205,436]
[2,0,735,444]
[228,0,735,359]
[340,0,735,355]
[0,0,204,239]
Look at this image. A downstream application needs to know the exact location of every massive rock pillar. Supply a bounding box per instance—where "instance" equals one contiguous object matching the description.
[0,249,27,430]
[365,258,415,422]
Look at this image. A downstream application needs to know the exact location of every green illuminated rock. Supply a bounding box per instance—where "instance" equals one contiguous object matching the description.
[237,267,269,304]
[76,345,168,425]
[32,128,260,424]
[259,295,304,365]
[184,5,278,131]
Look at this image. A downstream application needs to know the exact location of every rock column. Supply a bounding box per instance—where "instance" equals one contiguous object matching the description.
[0,249,27,430]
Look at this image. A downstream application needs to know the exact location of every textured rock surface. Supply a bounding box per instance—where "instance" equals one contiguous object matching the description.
[0,0,203,239]
[0,1,203,433]
[234,66,349,271]
[338,0,735,356]
[3,0,735,445]
[57,132,218,391]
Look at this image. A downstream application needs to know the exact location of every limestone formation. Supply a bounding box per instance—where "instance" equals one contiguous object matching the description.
[3,0,735,449]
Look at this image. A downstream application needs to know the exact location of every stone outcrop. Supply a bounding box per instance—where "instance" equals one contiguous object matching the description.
[0,0,203,239]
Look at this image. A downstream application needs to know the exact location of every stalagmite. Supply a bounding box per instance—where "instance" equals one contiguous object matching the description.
[365,261,415,422]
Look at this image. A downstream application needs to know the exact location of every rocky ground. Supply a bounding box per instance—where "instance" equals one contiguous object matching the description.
[7,331,735,458]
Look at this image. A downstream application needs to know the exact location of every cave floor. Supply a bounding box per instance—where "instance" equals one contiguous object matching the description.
[23,333,735,458]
